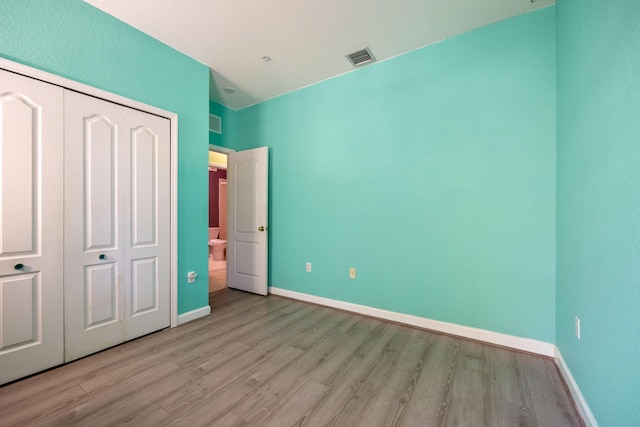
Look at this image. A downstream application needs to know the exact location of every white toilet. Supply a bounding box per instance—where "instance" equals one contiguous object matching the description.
[208,227,226,260]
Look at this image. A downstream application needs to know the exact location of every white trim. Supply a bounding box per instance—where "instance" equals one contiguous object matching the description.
[177,305,211,325]
[269,287,556,357]
[554,348,599,427]
[0,57,181,329]
[209,162,227,170]
[0,58,176,120]
[170,116,179,327]
[209,144,236,154]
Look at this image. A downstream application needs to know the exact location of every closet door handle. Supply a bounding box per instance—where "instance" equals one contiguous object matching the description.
[14,263,24,270]
[99,254,107,260]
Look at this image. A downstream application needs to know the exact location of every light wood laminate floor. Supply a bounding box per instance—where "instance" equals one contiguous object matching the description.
[0,289,583,426]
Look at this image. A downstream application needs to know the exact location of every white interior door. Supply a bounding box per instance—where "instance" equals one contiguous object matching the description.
[0,70,64,384]
[64,91,126,361]
[122,107,171,341]
[227,147,269,295]
[64,92,170,361]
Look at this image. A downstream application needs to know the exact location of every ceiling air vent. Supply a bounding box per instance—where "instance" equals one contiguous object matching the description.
[346,47,376,67]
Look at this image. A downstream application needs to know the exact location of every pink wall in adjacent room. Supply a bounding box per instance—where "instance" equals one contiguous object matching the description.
[209,168,227,227]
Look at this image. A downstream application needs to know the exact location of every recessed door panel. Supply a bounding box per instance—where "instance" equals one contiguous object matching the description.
[0,274,38,351]
[85,264,118,328]
[0,93,38,255]
[131,257,157,315]
[0,69,64,385]
[235,159,258,233]
[130,126,157,247]
[234,242,258,277]
[85,115,117,250]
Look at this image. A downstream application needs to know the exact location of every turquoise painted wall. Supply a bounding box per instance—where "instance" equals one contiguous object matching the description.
[235,8,557,342]
[0,0,211,314]
[209,101,237,149]
[557,0,640,425]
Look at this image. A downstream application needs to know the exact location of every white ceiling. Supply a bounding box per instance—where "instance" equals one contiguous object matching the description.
[85,0,554,110]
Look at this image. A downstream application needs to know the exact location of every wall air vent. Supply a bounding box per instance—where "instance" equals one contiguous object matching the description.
[209,114,221,134]
[346,47,376,67]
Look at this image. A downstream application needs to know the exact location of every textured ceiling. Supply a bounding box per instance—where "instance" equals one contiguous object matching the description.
[85,0,554,110]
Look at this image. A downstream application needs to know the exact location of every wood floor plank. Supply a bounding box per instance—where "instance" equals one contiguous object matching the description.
[488,345,538,427]
[393,334,461,426]
[157,303,325,418]
[353,327,437,427]
[441,340,491,427]
[231,314,361,423]
[0,384,86,427]
[22,360,182,426]
[310,317,390,388]
[165,345,305,425]
[257,380,331,427]
[212,411,249,427]
[524,354,583,427]
[169,302,299,368]
[302,323,411,426]
[0,289,583,427]
[67,401,174,427]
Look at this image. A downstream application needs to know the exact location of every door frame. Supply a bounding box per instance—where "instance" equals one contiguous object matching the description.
[209,144,235,155]
[0,58,181,328]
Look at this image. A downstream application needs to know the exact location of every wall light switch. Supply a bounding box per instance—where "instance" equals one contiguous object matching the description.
[575,316,581,340]
[306,262,312,272]
[349,267,356,279]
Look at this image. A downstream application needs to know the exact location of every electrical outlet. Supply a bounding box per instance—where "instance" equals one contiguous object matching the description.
[187,271,198,283]
[575,316,581,340]
[306,262,312,272]
[349,267,356,279]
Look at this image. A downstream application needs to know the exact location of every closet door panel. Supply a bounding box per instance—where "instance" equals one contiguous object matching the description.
[1,93,36,253]
[84,263,119,328]
[0,275,37,346]
[84,115,119,249]
[64,91,125,362]
[0,69,64,384]
[124,108,170,340]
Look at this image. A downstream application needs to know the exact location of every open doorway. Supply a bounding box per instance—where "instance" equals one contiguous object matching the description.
[208,146,269,295]
[208,150,228,293]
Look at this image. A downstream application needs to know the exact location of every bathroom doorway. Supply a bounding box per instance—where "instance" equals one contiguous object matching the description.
[208,149,228,293]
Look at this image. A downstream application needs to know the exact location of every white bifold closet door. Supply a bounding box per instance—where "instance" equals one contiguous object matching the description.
[64,91,171,362]
[0,70,64,384]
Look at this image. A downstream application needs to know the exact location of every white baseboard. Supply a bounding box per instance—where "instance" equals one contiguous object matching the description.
[554,348,598,427]
[177,305,211,325]
[269,287,555,357]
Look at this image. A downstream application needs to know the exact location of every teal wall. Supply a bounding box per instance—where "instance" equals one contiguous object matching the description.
[209,100,237,149]
[235,8,557,342]
[0,0,211,314]
[557,0,640,425]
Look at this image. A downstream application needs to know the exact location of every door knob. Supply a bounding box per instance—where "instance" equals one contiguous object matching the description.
[99,254,107,260]
[14,263,24,270]
[258,226,265,232]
